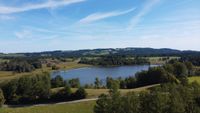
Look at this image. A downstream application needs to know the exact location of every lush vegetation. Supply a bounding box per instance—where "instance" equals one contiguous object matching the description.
[95,82,200,113]
[0,84,157,113]
[51,86,87,102]
[102,61,195,90]
[51,75,80,88]
[79,56,150,66]
[0,72,87,105]
[1,72,51,104]
[0,58,42,73]
[93,58,200,113]
[180,56,200,66]
[68,78,81,88]
[51,75,65,88]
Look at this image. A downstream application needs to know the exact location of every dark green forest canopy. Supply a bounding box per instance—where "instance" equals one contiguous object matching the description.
[79,56,150,66]
[0,58,42,73]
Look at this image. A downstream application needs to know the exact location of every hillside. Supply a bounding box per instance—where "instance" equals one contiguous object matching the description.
[1,48,200,58]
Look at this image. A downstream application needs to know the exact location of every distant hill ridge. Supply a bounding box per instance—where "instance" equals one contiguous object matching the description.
[1,48,200,57]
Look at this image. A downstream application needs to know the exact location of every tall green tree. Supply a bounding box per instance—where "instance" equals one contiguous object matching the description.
[94,80,121,113]
[94,94,111,113]
[106,77,113,89]
[94,77,101,89]
[51,75,64,88]
[173,62,188,77]
[68,78,80,88]
[185,62,194,76]
[120,92,140,113]
[2,79,18,102]
[139,91,169,113]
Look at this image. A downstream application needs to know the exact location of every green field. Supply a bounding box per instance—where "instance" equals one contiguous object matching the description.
[0,101,95,113]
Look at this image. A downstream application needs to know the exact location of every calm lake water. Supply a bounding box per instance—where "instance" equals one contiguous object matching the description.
[51,65,157,85]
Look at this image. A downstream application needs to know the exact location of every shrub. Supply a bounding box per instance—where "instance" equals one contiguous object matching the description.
[74,87,87,99]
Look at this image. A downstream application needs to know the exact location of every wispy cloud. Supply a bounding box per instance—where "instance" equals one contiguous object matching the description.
[0,0,86,14]
[15,30,33,39]
[0,15,14,20]
[128,0,160,30]
[14,29,59,40]
[78,8,135,24]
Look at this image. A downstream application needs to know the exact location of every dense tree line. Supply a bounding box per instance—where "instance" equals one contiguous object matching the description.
[51,86,87,102]
[50,75,86,102]
[0,58,42,73]
[51,75,103,89]
[52,61,196,90]
[94,82,200,113]
[0,73,87,105]
[104,61,194,89]
[79,56,150,66]
[180,56,200,66]
[2,72,51,104]
[51,75,80,88]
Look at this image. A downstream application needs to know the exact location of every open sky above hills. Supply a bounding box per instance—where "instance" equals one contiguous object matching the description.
[0,0,200,53]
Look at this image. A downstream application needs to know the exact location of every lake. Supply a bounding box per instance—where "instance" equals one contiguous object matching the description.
[51,65,157,85]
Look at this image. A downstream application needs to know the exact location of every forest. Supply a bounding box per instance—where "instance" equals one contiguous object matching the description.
[79,56,150,66]
[0,58,42,73]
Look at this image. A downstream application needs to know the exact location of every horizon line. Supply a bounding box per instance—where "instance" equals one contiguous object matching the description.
[1,47,199,54]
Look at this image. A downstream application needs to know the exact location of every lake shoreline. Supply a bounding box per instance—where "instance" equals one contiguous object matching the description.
[51,65,158,85]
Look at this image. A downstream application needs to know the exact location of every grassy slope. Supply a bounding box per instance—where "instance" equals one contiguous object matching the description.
[52,84,159,98]
[0,101,95,113]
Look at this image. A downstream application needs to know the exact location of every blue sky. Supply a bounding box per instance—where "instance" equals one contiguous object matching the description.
[0,0,200,53]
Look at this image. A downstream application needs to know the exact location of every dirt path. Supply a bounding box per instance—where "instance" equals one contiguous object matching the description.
[4,98,98,108]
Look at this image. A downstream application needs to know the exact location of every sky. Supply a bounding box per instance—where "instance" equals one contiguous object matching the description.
[0,0,200,53]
